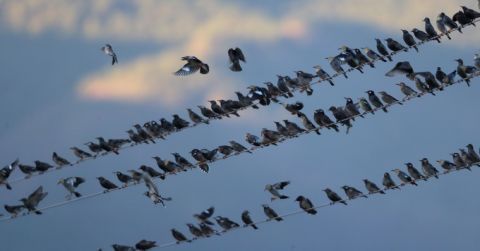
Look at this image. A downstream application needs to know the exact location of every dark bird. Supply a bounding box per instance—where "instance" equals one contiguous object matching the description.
[363,47,387,62]
[20,186,48,215]
[139,165,164,178]
[452,11,474,27]
[378,91,402,105]
[143,173,171,206]
[297,111,320,135]
[58,177,85,198]
[466,144,480,163]
[241,210,258,229]
[228,47,246,72]
[97,177,118,191]
[354,48,375,68]
[229,140,252,153]
[247,85,271,106]
[420,158,439,179]
[276,75,294,97]
[96,137,120,154]
[396,82,418,98]
[34,160,53,173]
[375,39,392,61]
[135,240,157,251]
[461,6,480,20]
[366,90,388,112]
[275,121,290,137]
[172,153,194,169]
[199,223,216,237]
[18,164,36,177]
[152,156,176,174]
[261,128,282,145]
[436,160,457,173]
[171,229,191,243]
[111,244,135,251]
[264,82,287,100]
[423,17,441,43]
[382,172,399,190]
[401,29,418,52]
[436,67,447,83]
[262,204,283,221]
[338,45,363,73]
[245,133,261,146]
[456,59,476,86]
[194,207,215,225]
[126,130,143,145]
[174,56,209,76]
[295,196,317,215]
[52,152,71,167]
[439,12,461,33]
[436,14,451,39]
[209,100,229,117]
[385,61,415,80]
[85,141,103,155]
[451,152,468,171]
[70,147,92,161]
[363,179,385,194]
[414,71,443,91]
[101,44,118,65]
[295,70,315,95]
[265,181,290,201]
[187,108,208,125]
[313,65,334,86]
[172,114,190,130]
[358,98,374,115]
[219,99,242,116]
[282,101,304,115]
[4,204,24,217]
[323,188,347,205]
[344,97,363,120]
[127,170,144,183]
[113,171,133,186]
[200,148,218,161]
[190,149,208,163]
[217,145,234,157]
[283,119,306,136]
[313,109,339,132]
[411,28,429,42]
[385,38,407,52]
[414,77,435,96]
[326,56,348,79]
[405,163,426,181]
[215,216,240,231]
[197,105,221,120]
[474,53,480,69]
[392,169,418,186]
[329,106,352,134]
[341,185,367,200]
[133,124,155,144]
[187,223,204,239]
[0,159,19,189]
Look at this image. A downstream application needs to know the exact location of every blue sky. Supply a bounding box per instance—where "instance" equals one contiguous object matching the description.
[0,1,480,250]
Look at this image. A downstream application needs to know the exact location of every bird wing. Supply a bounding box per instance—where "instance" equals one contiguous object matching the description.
[272,181,290,190]
[235,48,246,62]
[228,48,236,63]
[199,63,209,74]
[143,174,159,195]
[201,207,215,218]
[174,63,200,76]
[28,186,44,201]
[73,177,85,187]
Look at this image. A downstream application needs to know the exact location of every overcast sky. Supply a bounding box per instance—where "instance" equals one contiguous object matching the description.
[0,1,479,250]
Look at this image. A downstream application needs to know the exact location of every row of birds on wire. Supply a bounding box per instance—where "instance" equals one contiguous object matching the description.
[2,6,478,187]
[104,143,480,251]
[2,59,479,221]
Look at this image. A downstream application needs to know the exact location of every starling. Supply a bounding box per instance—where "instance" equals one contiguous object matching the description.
[329,106,352,134]
[70,147,92,161]
[229,140,251,154]
[313,65,334,86]
[18,164,36,177]
[58,177,85,198]
[96,137,120,154]
[187,108,208,125]
[341,185,367,200]
[262,204,283,221]
[344,97,363,120]
[217,145,234,157]
[375,39,392,61]
[405,163,426,181]
[420,158,439,179]
[411,28,429,42]
[139,165,164,178]
[414,71,442,91]
[283,119,306,136]
[172,153,194,169]
[135,240,157,251]
[451,153,468,171]
[466,144,480,163]
[436,160,457,173]
[187,223,204,239]
[143,174,171,206]
[323,188,347,205]
[461,6,480,20]
[228,47,246,72]
[247,85,271,106]
[97,177,118,192]
[459,149,478,167]
[382,172,399,190]
[366,90,388,113]
[108,139,131,149]
[423,17,440,43]
[20,186,48,215]
[199,223,216,237]
[275,121,290,137]
[456,59,476,86]
[52,152,71,167]
[172,114,190,130]
[159,118,175,133]
[435,67,447,83]
[297,111,320,135]
[439,12,460,33]
[209,100,228,117]
[326,56,348,79]
[453,11,474,26]
[152,156,175,174]
[261,128,282,145]
[190,149,208,163]
[282,101,304,115]
[313,109,339,132]
[143,121,164,140]
[475,53,480,69]
[442,70,457,86]
[354,48,375,68]
[396,82,418,98]
[241,210,258,229]
[245,133,261,146]
[362,47,387,62]
[197,105,221,120]
[194,207,215,225]
[215,216,240,231]
[363,179,385,194]
[133,124,155,144]
[34,160,54,173]
[111,244,135,251]
[338,46,363,73]
[385,61,415,80]
[127,170,144,183]
[385,38,407,52]
[264,82,286,100]
[0,159,19,190]
[126,130,143,145]
[295,71,314,95]
[414,77,435,96]
[276,75,294,97]
[358,98,374,115]
[401,29,418,52]
[171,229,191,243]
[85,141,103,155]
[392,169,418,186]
[378,91,402,106]
[199,162,210,173]
[436,14,451,39]
[174,56,209,76]
[113,171,133,186]
[200,148,217,161]
[265,181,290,201]
[295,196,317,215]
[101,44,118,65]
[4,204,25,217]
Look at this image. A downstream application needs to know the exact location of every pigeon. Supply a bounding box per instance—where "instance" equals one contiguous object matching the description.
[297,111,320,135]
[385,61,414,79]
[199,223,217,237]
[375,39,392,61]
[363,179,385,194]
[34,160,53,173]
[229,140,252,153]
[295,196,317,215]
[172,153,194,169]
[101,44,118,65]
[228,47,246,72]
[245,133,261,146]
[0,159,19,189]
[405,163,426,181]
[58,177,85,198]
[215,216,240,231]
[366,90,388,112]
[411,28,430,42]
[171,229,191,243]
[401,29,419,52]
[414,77,435,96]
[174,56,209,76]
[358,98,374,115]
[396,82,419,98]
[96,137,120,154]
[113,171,133,186]
[52,152,71,167]
[363,47,387,62]
[20,186,48,215]
[329,106,352,133]
[326,56,348,79]
[241,210,258,229]
[423,17,441,43]
[313,65,334,86]
[18,164,36,177]
[4,204,25,217]
[341,185,367,200]
[385,38,407,52]
[436,160,457,173]
[265,181,290,201]
[344,97,363,120]
[456,59,476,86]
[70,147,92,161]
[194,207,215,225]
[439,12,461,33]
[262,204,283,221]
[276,75,294,97]
[392,169,418,186]
[420,158,439,179]
[97,177,118,192]
[172,114,190,130]
[436,14,451,39]
[323,188,347,205]
[313,109,339,132]
[187,108,208,125]
[187,223,204,239]
[111,244,135,251]
[378,91,402,105]
[135,240,157,251]
[382,172,399,190]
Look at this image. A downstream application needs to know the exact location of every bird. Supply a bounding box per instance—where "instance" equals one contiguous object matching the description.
[85,141,103,155]
[414,71,442,91]
[52,152,71,167]
[396,82,419,98]
[436,160,457,173]
[414,77,435,96]
[101,44,118,65]
[452,11,474,27]
[363,47,387,62]
[385,61,415,79]
[344,97,363,120]
[358,98,374,115]
[313,109,339,132]
[229,140,251,154]
[0,159,19,190]
[215,216,240,231]
[401,29,419,52]
[199,223,217,237]
[442,70,457,86]
[275,121,290,137]
[276,75,294,97]
[337,46,364,73]
[459,149,479,168]
[171,229,191,243]
[96,137,120,154]
[217,145,234,157]
[261,128,282,145]
[34,160,53,173]
[423,17,441,43]
[264,82,287,100]
[187,108,209,125]
[113,171,133,187]
[58,177,85,198]
[241,210,258,229]
[143,173,171,206]
[172,153,194,169]
[466,144,480,163]
[456,59,476,86]
[378,91,402,106]
[111,244,135,251]
[392,169,418,186]
[295,70,315,95]
[435,67,447,83]
[127,170,144,183]
[382,172,399,190]
[126,130,144,145]
[313,65,334,86]
[135,240,157,251]
[70,147,92,161]
[186,223,204,239]
[366,90,387,112]
[329,106,352,134]
[152,156,176,174]
[194,207,215,225]
[20,186,48,215]
[363,179,385,194]
[341,186,367,200]
[282,101,304,115]
[174,56,209,76]
[209,100,229,117]
[283,119,306,136]
[420,158,439,179]
[295,196,317,215]
[323,188,347,205]
[133,125,155,144]
[451,152,468,171]
[436,14,451,39]
[326,56,348,79]
[405,163,426,181]
[297,111,320,135]
[17,164,36,177]
[197,105,221,120]
[375,39,392,61]
[474,53,480,69]
[139,165,164,178]
[354,48,375,68]
[245,133,261,146]
[4,204,25,217]
[219,99,241,117]
[439,12,461,33]
[262,204,283,221]
[385,38,407,52]
[172,114,190,130]
[228,47,246,72]
[411,28,430,42]
[265,181,290,201]
[461,6,480,20]
[97,177,118,192]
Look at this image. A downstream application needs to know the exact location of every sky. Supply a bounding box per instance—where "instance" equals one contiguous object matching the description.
[0,0,480,250]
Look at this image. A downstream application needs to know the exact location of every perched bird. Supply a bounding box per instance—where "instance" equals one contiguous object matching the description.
[326,56,348,79]
[282,101,303,115]
[385,38,408,52]
[265,181,290,201]
[420,158,439,179]
[4,204,25,217]
[217,145,234,157]
[139,165,164,178]
[358,98,374,115]
[274,121,290,137]
[366,90,388,113]
[186,223,204,239]
[375,39,392,61]
[172,153,194,169]
[466,144,480,163]
[96,137,120,154]
[219,99,241,117]
[344,97,363,120]
[70,147,92,161]
[58,177,85,198]
[135,240,157,251]
[363,47,387,62]
[313,109,339,132]
[85,142,103,155]
[197,105,221,120]
[385,61,415,80]
[276,75,294,97]
[194,207,215,225]
[34,160,54,173]
[127,170,144,183]
[264,82,287,100]
[152,156,176,174]
[354,48,375,68]
[396,82,419,98]
[172,114,190,130]
[101,44,118,65]
[456,59,476,86]
[392,169,418,186]
[52,152,71,167]
[295,70,315,95]
[474,53,480,69]
[174,56,209,76]
[187,108,208,125]
[415,77,435,96]
[439,12,460,33]
[297,111,320,135]
[423,17,441,43]
[295,196,317,215]
[229,140,252,153]
[133,125,155,144]
[245,133,261,146]
[113,171,133,186]
[341,185,367,200]
[18,164,36,177]
[459,148,479,167]
[329,106,352,134]
[228,47,246,72]
[199,223,217,237]
[313,65,334,86]
[215,216,240,231]
[363,179,385,194]
[200,148,218,161]
[382,172,399,190]
[261,128,282,145]
[20,186,48,215]
[209,100,229,117]
[452,11,474,27]
[171,229,191,243]
[461,6,480,20]
[436,160,457,173]
[262,204,283,221]
[111,244,135,251]
[190,149,208,163]
[378,91,402,106]
[127,130,143,145]
[0,159,19,189]
[435,67,447,83]
[411,28,430,42]
[405,163,426,181]
[401,30,419,52]
[414,71,442,91]
[283,119,306,136]
[241,210,258,229]
[436,14,451,39]
[451,153,468,171]
[323,188,347,205]
[442,70,457,86]
[97,177,118,192]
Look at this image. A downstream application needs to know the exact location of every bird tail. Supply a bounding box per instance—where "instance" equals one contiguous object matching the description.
[74,192,82,197]
[411,181,418,186]
[279,195,289,200]
[327,80,334,86]
[5,182,12,190]
[413,45,419,52]
[275,217,284,221]
[112,54,118,65]
[446,33,451,40]
[382,107,388,113]
[314,129,321,135]
[340,201,348,205]
[379,191,386,194]
[308,209,317,215]
[34,210,42,215]
[230,63,242,72]
[387,55,393,61]
[252,224,258,229]
[343,72,348,79]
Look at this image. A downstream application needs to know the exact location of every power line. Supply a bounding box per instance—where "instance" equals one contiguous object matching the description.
[7,19,478,185]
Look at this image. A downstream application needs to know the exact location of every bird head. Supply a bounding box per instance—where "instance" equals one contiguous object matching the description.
[328,106,336,111]
[341,185,349,190]
[395,82,404,86]
[313,65,322,69]
[57,179,64,185]
[322,188,331,193]
[19,198,27,203]
[455,59,463,64]
[391,169,401,174]
[344,97,353,103]
[366,90,374,95]
[264,184,272,191]
[401,29,408,33]
[261,204,268,208]
[295,196,304,201]
[423,17,430,22]
[315,108,324,114]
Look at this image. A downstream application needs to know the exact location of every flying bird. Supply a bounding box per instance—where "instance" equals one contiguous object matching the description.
[4,204,25,217]
[265,181,290,201]
[228,47,246,72]
[385,61,415,79]
[58,177,85,198]
[20,186,48,215]
[174,56,209,76]
[101,44,118,65]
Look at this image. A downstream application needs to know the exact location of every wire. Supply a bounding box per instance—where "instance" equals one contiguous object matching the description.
[7,19,478,185]
[1,67,478,222]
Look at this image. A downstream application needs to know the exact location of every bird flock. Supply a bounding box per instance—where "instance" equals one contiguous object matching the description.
[1,3,480,251]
